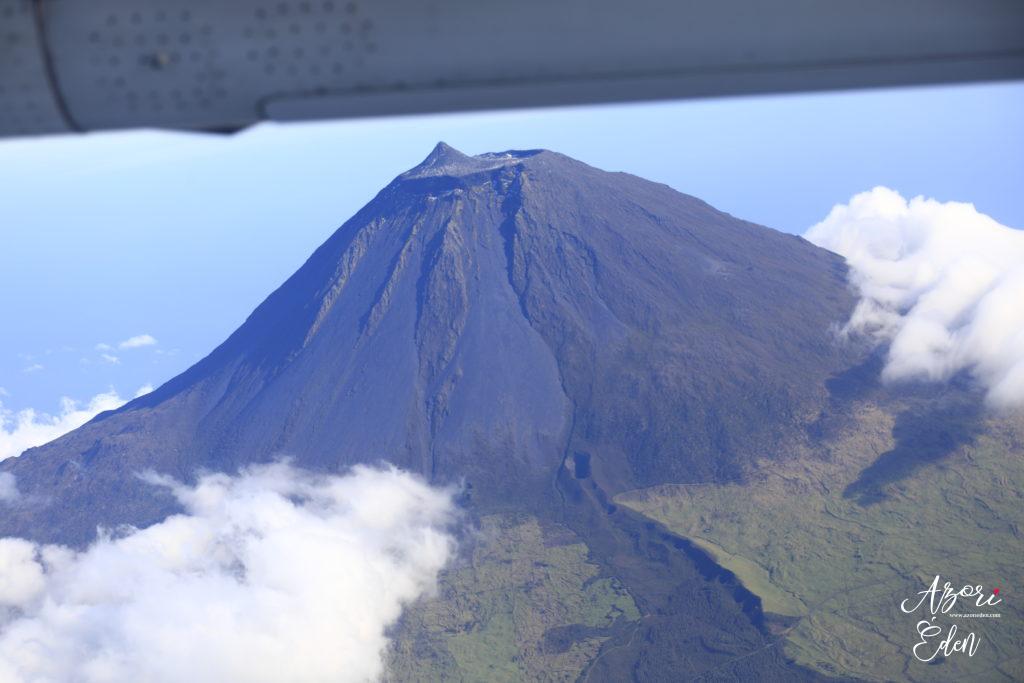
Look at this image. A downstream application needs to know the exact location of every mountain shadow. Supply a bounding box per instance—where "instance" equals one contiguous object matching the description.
[843,401,985,505]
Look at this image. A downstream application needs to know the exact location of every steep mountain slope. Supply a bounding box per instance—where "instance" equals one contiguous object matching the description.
[0,143,877,681]
[0,143,856,546]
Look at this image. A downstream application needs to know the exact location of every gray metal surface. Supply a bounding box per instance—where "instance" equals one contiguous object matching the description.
[2,0,1023,137]
[0,0,66,134]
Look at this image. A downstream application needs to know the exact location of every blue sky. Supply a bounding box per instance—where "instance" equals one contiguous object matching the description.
[0,80,1022,417]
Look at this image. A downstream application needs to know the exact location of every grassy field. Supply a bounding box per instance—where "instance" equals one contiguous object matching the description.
[386,513,640,682]
[618,402,1024,682]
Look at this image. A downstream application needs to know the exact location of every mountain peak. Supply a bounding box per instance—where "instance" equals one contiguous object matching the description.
[423,141,469,166]
[403,142,546,180]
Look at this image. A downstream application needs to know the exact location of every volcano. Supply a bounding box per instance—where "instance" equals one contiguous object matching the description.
[1,143,866,680]
[1,143,856,542]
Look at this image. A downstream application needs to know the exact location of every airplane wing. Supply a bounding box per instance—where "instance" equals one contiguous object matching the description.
[2,0,1022,137]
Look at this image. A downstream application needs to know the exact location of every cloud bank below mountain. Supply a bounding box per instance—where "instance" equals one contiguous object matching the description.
[0,463,456,682]
[806,187,1024,408]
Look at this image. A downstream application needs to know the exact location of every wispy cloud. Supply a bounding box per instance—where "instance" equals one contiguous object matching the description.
[806,187,1024,408]
[20,365,43,375]
[100,353,121,365]
[0,473,17,502]
[0,388,148,461]
[92,335,159,354]
[0,463,456,682]
[118,334,158,349]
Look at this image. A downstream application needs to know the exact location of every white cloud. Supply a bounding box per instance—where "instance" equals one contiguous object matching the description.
[100,353,121,365]
[0,463,456,683]
[0,538,44,606]
[806,187,1024,408]
[0,388,148,462]
[134,384,155,398]
[0,473,17,503]
[20,364,43,374]
[118,334,158,349]
[95,343,113,352]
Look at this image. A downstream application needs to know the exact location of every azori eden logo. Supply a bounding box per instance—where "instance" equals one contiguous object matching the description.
[900,575,1003,663]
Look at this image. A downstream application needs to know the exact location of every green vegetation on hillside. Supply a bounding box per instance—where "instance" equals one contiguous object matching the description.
[618,403,1024,682]
[386,514,640,682]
